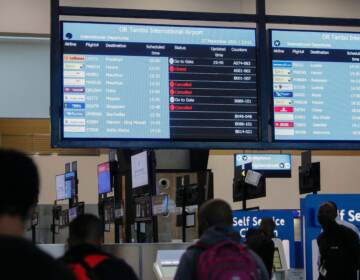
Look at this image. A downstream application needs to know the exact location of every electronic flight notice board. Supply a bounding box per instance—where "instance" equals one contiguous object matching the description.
[61,22,258,142]
[271,30,360,141]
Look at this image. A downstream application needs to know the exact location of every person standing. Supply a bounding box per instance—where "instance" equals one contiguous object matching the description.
[317,202,360,280]
[61,214,138,280]
[175,199,269,280]
[246,222,275,278]
[0,149,75,280]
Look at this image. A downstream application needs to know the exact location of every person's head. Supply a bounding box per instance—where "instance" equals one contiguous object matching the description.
[245,227,265,250]
[260,217,276,238]
[328,201,338,217]
[245,227,264,242]
[198,199,233,236]
[317,202,337,231]
[0,149,39,234]
[68,214,103,247]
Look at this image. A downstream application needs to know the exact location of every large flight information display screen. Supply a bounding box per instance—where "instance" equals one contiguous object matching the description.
[61,22,258,141]
[271,30,360,141]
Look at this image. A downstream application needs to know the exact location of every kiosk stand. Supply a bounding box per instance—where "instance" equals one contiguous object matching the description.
[98,151,125,243]
[272,239,289,280]
[175,176,199,243]
[153,250,186,280]
[28,209,39,243]
[51,161,79,244]
[233,165,264,211]
[131,150,158,243]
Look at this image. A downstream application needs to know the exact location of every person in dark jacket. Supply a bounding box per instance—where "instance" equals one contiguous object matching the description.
[246,227,275,278]
[175,199,269,280]
[61,214,138,280]
[0,149,75,280]
[260,217,276,239]
[317,202,360,280]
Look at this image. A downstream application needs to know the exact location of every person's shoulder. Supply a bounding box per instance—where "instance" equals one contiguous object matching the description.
[317,230,326,239]
[339,224,359,239]
[21,241,75,279]
[97,255,138,278]
[0,236,75,279]
[338,224,354,233]
[102,255,131,267]
[264,236,275,246]
[0,236,51,260]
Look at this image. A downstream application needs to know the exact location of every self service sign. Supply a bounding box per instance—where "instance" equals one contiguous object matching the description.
[300,194,360,280]
[232,210,295,267]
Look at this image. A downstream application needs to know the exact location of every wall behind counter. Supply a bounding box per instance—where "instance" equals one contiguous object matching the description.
[32,154,108,204]
[208,153,360,210]
[33,153,360,209]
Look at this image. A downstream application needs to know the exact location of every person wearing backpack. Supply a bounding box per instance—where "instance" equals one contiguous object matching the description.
[175,199,269,280]
[60,214,138,280]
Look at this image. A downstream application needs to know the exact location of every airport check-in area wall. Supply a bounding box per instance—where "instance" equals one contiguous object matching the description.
[31,153,360,210]
[1,0,360,208]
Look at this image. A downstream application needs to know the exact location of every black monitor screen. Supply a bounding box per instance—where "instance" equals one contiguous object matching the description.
[301,150,312,170]
[271,29,360,141]
[299,162,320,194]
[176,184,200,207]
[60,21,258,143]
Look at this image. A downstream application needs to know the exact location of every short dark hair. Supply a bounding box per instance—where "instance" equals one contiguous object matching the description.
[0,149,39,219]
[245,227,263,240]
[318,202,337,220]
[68,214,103,246]
[245,227,266,251]
[328,201,338,212]
[198,199,233,235]
[260,217,276,238]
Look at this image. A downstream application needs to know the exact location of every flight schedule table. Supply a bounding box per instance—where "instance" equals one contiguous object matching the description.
[271,30,360,141]
[61,22,258,141]
[168,46,257,140]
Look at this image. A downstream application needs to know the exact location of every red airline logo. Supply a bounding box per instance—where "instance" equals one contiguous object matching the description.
[274,106,294,113]
[275,122,294,128]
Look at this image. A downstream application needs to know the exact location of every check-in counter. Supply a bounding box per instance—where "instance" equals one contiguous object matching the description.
[38,243,191,280]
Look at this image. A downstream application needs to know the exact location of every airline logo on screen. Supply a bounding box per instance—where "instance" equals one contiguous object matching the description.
[63,55,86,133]
[273,60,294,137]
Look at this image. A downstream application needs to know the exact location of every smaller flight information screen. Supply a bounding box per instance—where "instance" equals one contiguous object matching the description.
[61,21,258,142]
[271,29,360,141]
[235,153,291,177]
